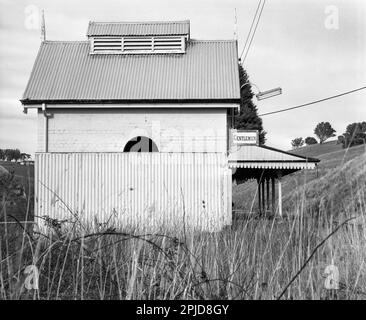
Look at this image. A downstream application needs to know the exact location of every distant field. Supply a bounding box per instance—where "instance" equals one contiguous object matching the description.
[0,161,34,224]
[0,161,34,181]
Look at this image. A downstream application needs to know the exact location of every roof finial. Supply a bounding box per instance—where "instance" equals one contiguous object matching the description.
[41,9,46,41]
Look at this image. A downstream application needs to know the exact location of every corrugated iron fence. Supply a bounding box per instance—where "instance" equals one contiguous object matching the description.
[35,153,232,232]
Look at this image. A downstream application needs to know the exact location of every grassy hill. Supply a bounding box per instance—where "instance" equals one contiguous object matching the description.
[233,142,366,217]
[290,140,341,158]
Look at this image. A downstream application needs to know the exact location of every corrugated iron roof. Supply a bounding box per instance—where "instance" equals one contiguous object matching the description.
[87,20,190,37]
[228,145,320,164]
[21,40,240,103]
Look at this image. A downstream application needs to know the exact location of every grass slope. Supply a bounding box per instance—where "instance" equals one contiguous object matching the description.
[291,140,342,158]
[233,143,366,216]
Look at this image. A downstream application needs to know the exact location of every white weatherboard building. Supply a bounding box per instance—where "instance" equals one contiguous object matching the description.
[21,20,318,232]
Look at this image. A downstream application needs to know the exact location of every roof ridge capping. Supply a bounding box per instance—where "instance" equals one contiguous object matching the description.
[43,40,89,43]
[190,39,237,42]
[88,20,190,25]
[87,20,190,37]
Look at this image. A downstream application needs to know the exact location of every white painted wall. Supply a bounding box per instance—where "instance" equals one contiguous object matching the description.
[37,105,232,153]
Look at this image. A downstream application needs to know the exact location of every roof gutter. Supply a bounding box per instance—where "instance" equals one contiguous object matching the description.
[20,100,241,112]
[20,98,241,106]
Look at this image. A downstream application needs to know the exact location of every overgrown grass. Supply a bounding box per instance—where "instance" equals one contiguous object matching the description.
[0,149,365,300]
[1,205,365,299]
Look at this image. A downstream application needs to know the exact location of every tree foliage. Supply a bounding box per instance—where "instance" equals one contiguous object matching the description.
[338,122,366,148]
[20,153,31,160]
[337,135,345,145]
[314,122,336,144]
[305,137,318,145]
[291,137,304,149]
[234,64,266,144]
[0,148,24,161]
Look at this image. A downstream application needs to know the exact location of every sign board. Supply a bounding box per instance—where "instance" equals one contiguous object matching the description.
[231,130,258,145]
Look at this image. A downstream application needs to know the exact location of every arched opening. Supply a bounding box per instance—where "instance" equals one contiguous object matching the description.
[123,136,159,152]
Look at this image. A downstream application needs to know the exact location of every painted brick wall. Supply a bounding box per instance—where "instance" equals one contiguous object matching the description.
[37,106,229,153]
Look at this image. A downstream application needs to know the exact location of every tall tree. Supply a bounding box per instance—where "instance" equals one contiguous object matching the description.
[2,148,21,161]
[314,122,336,144]
[0,148,30,161]
[339,121,366,148]
[234,64,266,144]
[4,149,13,161]
[13,149,21,161]
[291,137,304,149]
[305,137,318,145]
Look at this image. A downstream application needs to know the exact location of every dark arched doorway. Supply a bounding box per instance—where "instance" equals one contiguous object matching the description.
[123,136,159,152]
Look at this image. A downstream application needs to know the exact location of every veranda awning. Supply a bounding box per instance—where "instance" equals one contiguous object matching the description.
[228,144,319,171]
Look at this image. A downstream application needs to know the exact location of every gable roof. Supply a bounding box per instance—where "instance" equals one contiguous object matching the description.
[21,40,240,104]
[87,20,190,37]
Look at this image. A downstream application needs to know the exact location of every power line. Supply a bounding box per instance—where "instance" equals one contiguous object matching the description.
[239,0,262,60]
[259,86,366,117]
[241,0,266,64]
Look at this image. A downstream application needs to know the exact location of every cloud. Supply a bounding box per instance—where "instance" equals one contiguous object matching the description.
[0,116,37,155]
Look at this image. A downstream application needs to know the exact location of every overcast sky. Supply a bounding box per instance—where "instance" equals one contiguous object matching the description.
[0,0,365,155]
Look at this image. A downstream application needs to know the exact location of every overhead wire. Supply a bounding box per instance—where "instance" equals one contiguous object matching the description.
[239,0,262,60]
[259,86,366,116]
[241,0,266,64]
